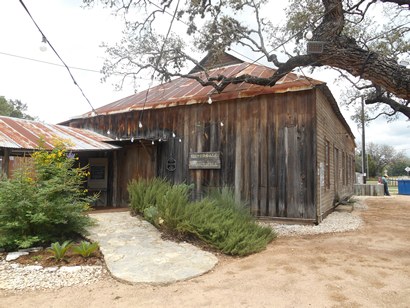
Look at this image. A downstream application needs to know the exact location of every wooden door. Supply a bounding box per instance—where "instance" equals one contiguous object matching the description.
[116,143,157,206]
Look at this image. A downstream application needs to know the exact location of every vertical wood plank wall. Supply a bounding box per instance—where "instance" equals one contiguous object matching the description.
[116,144,157,206]
[69,90,329,220]
[315,89,356,220]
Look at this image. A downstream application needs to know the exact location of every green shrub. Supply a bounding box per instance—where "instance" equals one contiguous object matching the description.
[72,241,99,258]
[128,177,171,216]
[48,240,72,261]
[179,192,275,256]
[0,141,96,251]
[157,184,191,230]
[129,179,276,256]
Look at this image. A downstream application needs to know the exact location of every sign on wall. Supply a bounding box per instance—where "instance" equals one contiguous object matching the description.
[189,152,221,169]
[88,158,108,190]
[319,162,325,187]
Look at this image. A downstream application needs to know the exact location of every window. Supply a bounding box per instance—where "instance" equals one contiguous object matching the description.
[342,152,346,185]
[325,140,330,189]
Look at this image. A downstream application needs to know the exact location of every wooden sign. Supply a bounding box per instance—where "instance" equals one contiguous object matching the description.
[189,152,221,169]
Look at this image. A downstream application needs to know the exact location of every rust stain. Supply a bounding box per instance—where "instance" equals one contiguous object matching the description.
[0,116,119,151]
[79,63,323,118]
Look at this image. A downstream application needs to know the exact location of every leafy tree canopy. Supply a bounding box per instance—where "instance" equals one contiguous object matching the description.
[83,0,410,121]
[356,142,409,177]
[0,96,35,120]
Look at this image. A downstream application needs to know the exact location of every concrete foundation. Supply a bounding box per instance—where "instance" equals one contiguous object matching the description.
[354,184,384,196]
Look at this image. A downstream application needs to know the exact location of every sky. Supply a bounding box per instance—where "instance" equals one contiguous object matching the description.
[0,0,409,157]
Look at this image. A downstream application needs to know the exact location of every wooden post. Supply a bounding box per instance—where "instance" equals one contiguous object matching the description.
[234,105,242,203]
[2,148,10,178]
[112,150,118,207]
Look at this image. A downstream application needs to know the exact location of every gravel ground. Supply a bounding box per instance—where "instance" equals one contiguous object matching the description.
[261,199,367,237]
[0,261,106,291]
[0,199,367,291]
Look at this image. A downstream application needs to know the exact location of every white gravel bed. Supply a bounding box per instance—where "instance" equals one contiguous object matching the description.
[0,261,106,291]
[261,206,365,237]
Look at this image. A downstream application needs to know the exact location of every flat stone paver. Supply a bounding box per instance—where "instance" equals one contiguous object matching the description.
[87,212,218,284]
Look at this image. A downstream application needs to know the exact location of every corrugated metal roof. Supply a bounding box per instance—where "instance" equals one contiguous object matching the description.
[80,62,323,117]
[0,116,119,151]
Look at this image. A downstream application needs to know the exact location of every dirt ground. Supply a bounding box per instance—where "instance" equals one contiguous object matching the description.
[1,195,409,308]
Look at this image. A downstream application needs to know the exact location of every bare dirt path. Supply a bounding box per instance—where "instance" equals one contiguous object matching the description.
[1,195,409,307]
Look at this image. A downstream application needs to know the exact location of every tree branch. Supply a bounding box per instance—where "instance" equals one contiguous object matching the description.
[365,95,410,119]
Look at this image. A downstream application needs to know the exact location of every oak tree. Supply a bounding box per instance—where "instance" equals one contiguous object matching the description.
[83,0,410,121]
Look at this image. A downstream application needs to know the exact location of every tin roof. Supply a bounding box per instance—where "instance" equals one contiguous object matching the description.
[79,62,323,118]
[0,116,119,152]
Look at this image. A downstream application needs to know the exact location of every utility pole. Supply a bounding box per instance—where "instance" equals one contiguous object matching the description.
[361,97,367,184]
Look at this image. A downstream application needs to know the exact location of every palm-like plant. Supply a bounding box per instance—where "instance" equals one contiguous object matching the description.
[48,241,72,261]
[72,241,99,258]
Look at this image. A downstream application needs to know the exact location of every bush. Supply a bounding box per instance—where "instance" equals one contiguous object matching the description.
[128,177,172,216]
[0,142,95,251]
[179,190,275,256]
[128,179,276,256]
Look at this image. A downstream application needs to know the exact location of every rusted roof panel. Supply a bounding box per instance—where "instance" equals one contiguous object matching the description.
[0,116,119,151]
[80,62,323,117]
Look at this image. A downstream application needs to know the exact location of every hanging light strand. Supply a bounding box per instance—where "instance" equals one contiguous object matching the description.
[18,0,97,116]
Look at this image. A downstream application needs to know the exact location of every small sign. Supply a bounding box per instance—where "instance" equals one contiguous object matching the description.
[405,166,410,172]
[319,162,325,187]
[90,165,105,180]
[189,152,221,169]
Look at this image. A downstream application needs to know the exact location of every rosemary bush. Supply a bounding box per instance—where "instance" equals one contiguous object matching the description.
[128,178,276,256]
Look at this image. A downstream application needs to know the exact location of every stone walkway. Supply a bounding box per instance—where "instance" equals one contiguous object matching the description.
[87,211,218,284]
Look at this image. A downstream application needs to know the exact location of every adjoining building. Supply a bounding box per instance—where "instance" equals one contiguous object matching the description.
[0,115,119,206]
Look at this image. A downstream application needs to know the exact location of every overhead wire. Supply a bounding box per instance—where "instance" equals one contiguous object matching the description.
[0,50,153,81]
[0,51,100,73]
[138,0,181,134]
[144,0,339,84]
[18,0,97,115]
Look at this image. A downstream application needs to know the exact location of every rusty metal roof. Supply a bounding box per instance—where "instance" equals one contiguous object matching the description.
[80,62,323,117]
[0,116,119,151]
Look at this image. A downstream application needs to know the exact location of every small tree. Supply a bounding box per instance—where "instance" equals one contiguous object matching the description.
[0,141,95,250]
[0,96,34,120]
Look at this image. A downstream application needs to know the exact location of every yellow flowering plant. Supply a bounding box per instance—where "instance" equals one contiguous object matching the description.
[0,140,96,250]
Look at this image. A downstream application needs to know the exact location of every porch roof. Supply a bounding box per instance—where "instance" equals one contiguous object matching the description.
[0,116,119,152]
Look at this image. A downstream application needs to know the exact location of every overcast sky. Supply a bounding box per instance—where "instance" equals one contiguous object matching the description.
[0,0,409,157]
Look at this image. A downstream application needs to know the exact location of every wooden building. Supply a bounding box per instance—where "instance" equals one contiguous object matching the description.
[63,55,356,223]
[0,116,119,205]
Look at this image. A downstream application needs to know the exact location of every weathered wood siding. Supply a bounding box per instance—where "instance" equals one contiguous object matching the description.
[115,144,157,206]
[69,91,318,220]
[315,88,355,221]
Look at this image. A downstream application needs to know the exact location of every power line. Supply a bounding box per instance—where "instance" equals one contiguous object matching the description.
[18,0,97,115]
[139,0,181,130]
[145,0,338,79]
[0,51,101,73]
[0,51,153,81]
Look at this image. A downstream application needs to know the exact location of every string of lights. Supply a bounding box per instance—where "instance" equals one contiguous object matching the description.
[137,0,181,142]
[107,1,341,144]
[18,0,97,115]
